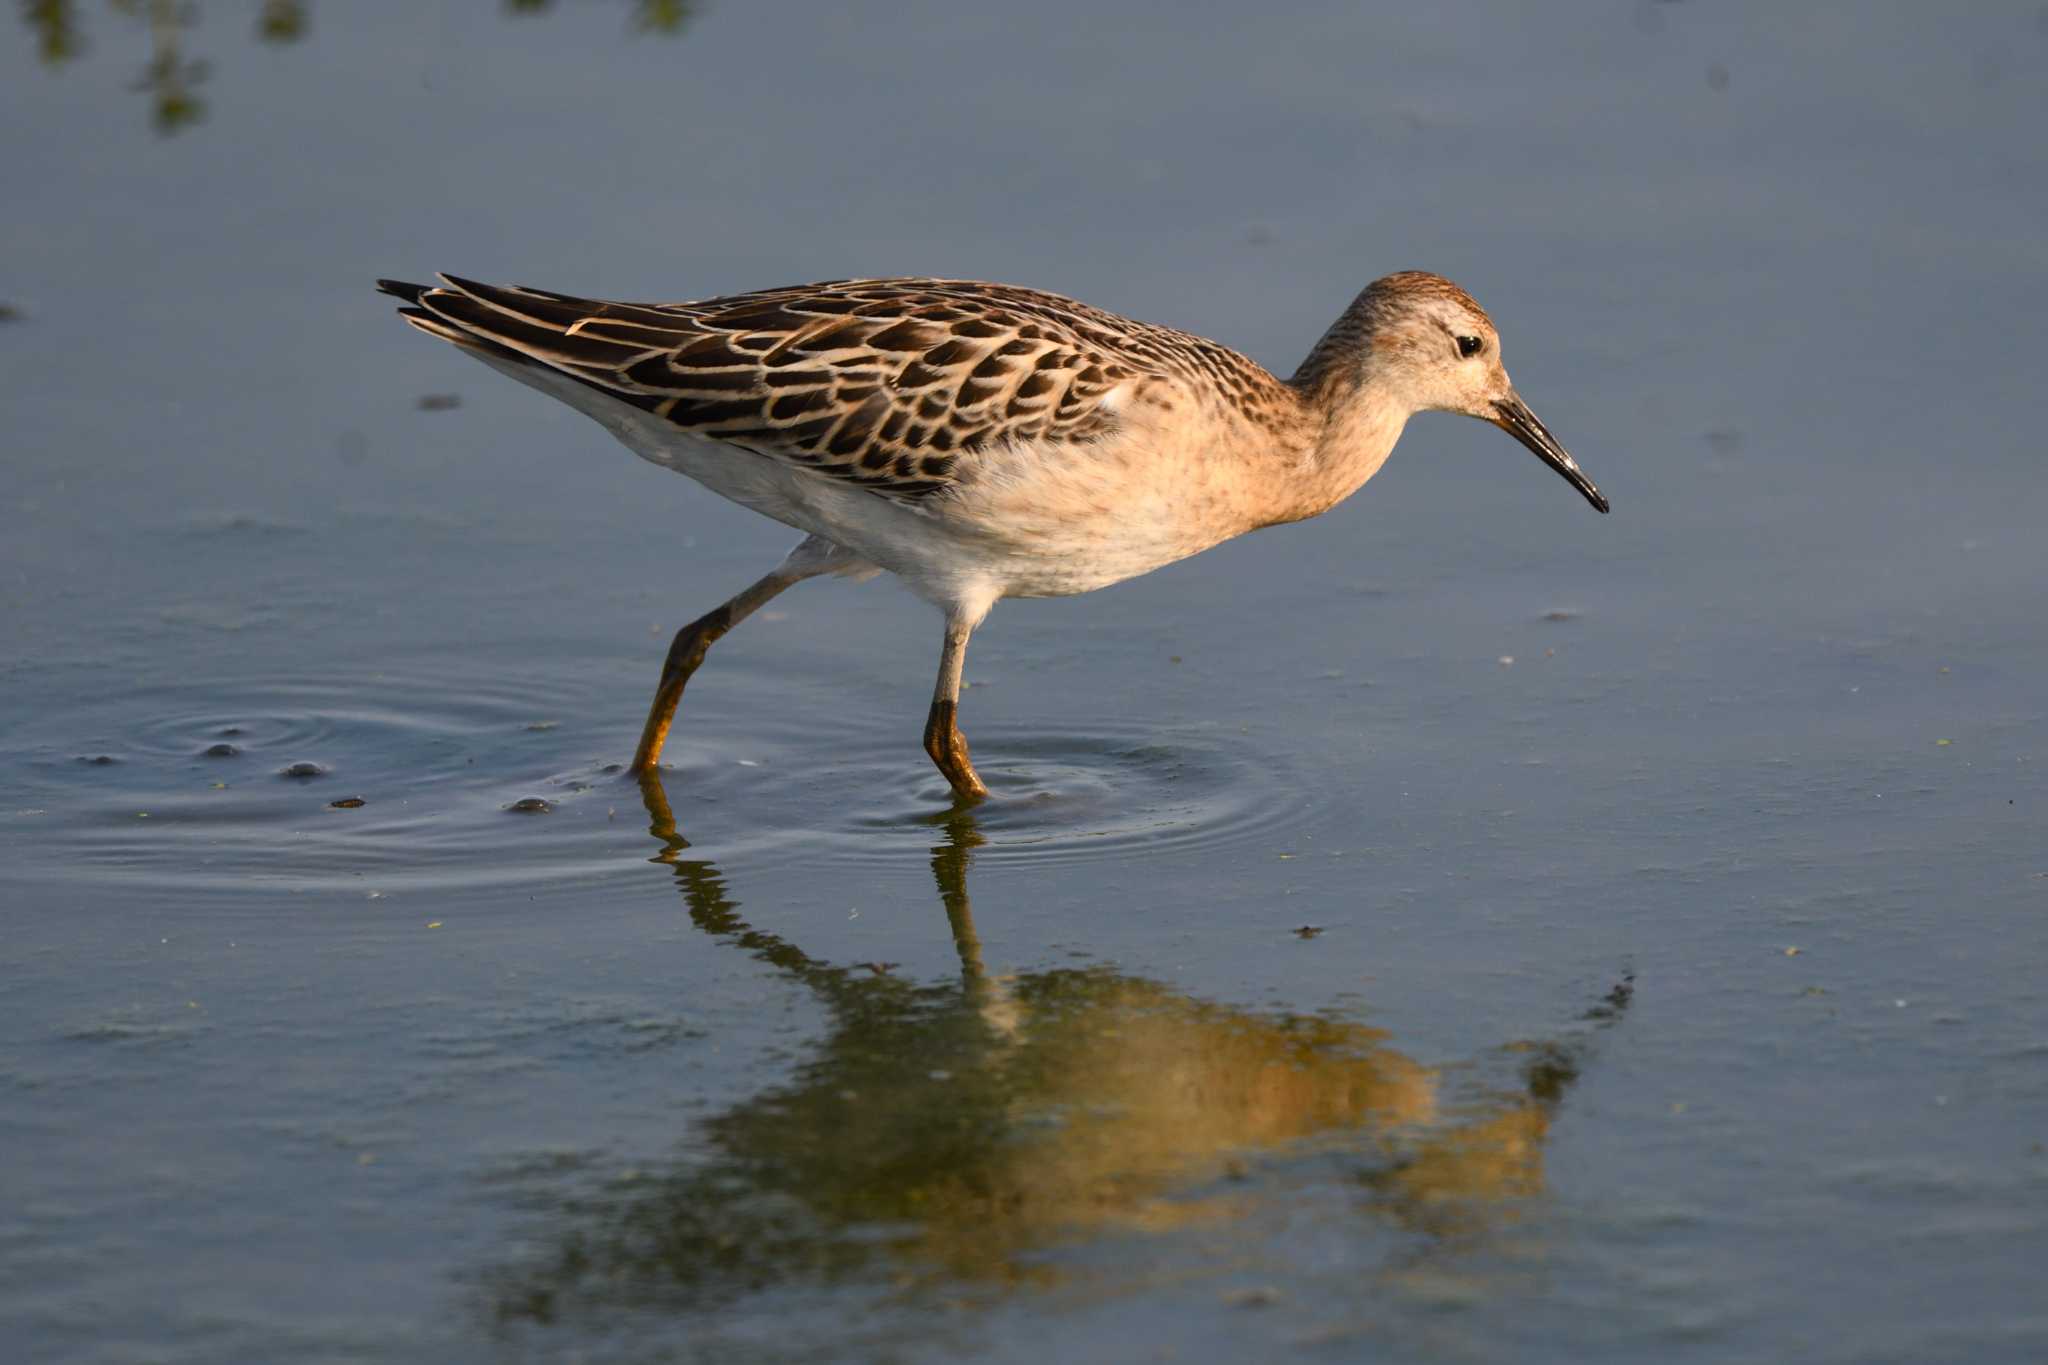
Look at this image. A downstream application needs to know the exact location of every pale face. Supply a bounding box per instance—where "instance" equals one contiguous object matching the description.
[1372,296,1508,417]
[1373,292,1608,514]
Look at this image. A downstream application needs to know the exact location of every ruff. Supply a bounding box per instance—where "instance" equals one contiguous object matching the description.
[379,271,1607,800]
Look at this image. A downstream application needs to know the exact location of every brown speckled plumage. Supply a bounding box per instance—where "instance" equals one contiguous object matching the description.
[385,275,1292,501]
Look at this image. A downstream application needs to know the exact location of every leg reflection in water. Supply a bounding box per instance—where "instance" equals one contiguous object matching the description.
[485,771,1633,1327]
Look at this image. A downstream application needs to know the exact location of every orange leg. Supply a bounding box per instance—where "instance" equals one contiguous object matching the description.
[629,535,854,774]
[921,616,988,802]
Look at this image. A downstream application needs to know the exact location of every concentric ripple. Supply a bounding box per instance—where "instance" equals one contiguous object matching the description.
[765,719,1315,869]
[1,667,650,900]
[4,663,1327,899]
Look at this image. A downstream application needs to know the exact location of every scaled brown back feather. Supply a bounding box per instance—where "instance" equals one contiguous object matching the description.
[381,275,1290,501]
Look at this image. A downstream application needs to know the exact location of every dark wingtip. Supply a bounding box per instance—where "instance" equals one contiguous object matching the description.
[377,278,432,304]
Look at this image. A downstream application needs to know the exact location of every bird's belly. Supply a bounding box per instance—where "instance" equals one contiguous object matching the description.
[942,442,1254,598]
[972,527,1207,597]
[582,380,1246,602]
[477,354,832,532]
[616,415,825,528]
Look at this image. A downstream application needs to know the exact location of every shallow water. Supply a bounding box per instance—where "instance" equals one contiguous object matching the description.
[5,3,2047,1361]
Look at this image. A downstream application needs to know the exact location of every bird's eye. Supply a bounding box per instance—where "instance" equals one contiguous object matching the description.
[1455,335,1483,359]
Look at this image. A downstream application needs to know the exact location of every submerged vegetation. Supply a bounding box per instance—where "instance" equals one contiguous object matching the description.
[19,0,695,134]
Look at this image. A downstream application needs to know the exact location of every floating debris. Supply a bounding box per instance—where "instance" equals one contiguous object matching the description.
[76,754,120,766]
[1294,925,1324,939]
[217,726,244,737]
[204,742,241,758]
[416,393,462,411]
[507,797,553,814]
[1541,608,1580,622]
[524,720,558,732]
[329,796,365,809]
[280,760,327,778]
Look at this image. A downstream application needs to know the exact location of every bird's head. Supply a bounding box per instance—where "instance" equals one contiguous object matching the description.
[1309,272,1609,513]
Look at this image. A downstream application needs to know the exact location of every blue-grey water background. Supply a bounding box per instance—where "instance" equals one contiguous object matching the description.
[4,4,2046,1362]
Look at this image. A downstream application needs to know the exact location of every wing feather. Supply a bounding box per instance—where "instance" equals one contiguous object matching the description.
[385,274,1282,500]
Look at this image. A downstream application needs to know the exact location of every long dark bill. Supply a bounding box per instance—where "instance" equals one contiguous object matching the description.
[1492,394,1609,513]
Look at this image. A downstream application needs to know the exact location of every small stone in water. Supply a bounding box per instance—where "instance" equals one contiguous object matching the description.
[204,742,241,758]
[77,754,119,766]
[329,796,366,809]
[280,761,327,778]
[508,797,553,814]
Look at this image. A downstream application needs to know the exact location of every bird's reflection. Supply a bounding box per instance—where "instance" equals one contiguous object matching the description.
[487,773,1630,1326]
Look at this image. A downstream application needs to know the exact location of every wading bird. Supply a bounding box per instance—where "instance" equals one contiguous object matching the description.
[378,271,1607,801]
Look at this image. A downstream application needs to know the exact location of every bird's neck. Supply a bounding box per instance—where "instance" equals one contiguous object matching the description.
[1264,368,1412,525]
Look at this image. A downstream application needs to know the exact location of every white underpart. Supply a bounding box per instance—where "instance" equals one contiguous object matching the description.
[473,356,1201,620]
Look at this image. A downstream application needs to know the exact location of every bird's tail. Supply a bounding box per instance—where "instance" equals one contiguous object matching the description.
[373,275,706,407]
[376,276,533,364]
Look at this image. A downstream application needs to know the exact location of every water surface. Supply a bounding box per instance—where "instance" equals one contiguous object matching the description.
[4,4,2046,1361]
